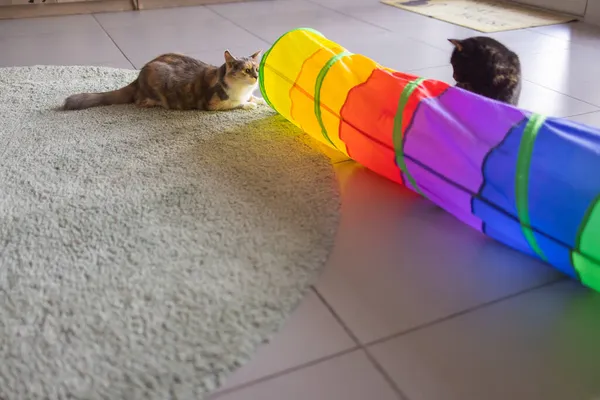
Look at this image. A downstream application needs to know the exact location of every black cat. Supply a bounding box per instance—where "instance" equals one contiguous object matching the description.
[448,36,522,106]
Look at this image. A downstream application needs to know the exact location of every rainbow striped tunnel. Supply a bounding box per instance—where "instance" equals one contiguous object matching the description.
[258,28,600,292]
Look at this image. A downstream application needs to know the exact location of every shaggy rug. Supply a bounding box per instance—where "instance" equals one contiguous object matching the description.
[0,66,340,399]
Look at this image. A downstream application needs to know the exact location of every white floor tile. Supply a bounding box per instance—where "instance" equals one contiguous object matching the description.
[568,111,600,127]
[369,281,600,400]
[0,31,132,68]
[0,14,103,38]
[98,18,266,69]
[316,163,562,344]
[212,350,400,400]
[217,291,356,392]
[412,64,598,117]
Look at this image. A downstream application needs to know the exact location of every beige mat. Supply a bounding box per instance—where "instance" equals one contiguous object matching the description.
[381,0,576,32]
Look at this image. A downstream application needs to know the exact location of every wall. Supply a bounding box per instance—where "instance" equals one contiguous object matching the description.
[514,0,588,15]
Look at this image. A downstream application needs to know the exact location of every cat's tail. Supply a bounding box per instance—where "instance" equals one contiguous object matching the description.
[62,80,138,110]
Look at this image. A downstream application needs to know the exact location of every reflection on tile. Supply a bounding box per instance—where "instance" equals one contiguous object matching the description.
[531,21,600,50]
[487,28,581,54]
[327,0,479,49]
[327,2,429,32]
[410,64,453,82]
[339,32,450,71]
[411,64,598,117]
[519,46,597,82]
[217,291,356,391]
[568,111,600,128]
[308,0,382,9]
[532,77,600,109]
[213,1,450,71]
[403,18,479,50]
[213,351,399,400]
[369,281,600,400]
[94,5,221,30]
[519,81,598,117]
[316,163,563,344]
[208,0,321,21]
[518,48,600,106]
[211,0,388,44]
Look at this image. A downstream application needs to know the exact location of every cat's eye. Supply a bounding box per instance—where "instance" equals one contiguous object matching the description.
[245,68,252,74]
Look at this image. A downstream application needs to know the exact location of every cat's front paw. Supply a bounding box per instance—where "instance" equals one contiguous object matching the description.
[251,96,267,106]
[241,102,258,110]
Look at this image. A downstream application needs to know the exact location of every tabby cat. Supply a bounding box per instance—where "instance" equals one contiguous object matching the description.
[63,50,265,111]
[448,37,522,106]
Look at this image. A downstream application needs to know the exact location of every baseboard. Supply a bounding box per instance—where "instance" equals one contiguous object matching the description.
[0,0,134,19]
[0,0,242,19]
[137,0,244,10]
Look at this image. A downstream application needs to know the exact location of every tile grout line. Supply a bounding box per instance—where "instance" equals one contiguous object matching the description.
[213,1,600,112]
[520,79,600,111]
[208,347,361,399]
[361,348,410,400]
[566,109,600,118]
[205,4,591,394]
[400,67,600,112]
[364,276,567,348]
[304,0,396,32]
[80,4,595,398]
[209,276,562,399]
[530,24,590,44]
[304,0,471,55]
[91,14,137,70]
[311,277,568,399]
[205,4,273,45]
[322,0,592,54]
[405,63,452,75]
[311,287,411,400]
[403,63,600,111]
[84,6,352,397]
[305,0,600,110]
[309,287,361,345]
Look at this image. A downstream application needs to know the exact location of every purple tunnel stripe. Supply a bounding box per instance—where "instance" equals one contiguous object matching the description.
[402,87,528,230]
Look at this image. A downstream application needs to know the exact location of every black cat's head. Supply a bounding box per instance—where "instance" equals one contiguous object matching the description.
[448,37,504,84]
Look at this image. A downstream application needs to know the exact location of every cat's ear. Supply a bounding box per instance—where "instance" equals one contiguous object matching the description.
[224,50,236,64]
[250,50,262,60]
[448,39,463,52]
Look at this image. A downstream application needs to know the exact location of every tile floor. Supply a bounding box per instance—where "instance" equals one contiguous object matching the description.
[2,1,600,399]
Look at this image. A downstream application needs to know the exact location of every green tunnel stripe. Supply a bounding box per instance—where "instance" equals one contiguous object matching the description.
[258,50,274,110]
[515,113,547,261]
[393,77,426,198]
[576,196,600,251]
[314,50,352,149]
[572,197,600,289]
[259,28,325,112]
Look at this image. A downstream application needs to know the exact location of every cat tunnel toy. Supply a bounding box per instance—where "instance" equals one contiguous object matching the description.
[258,28,600,292]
